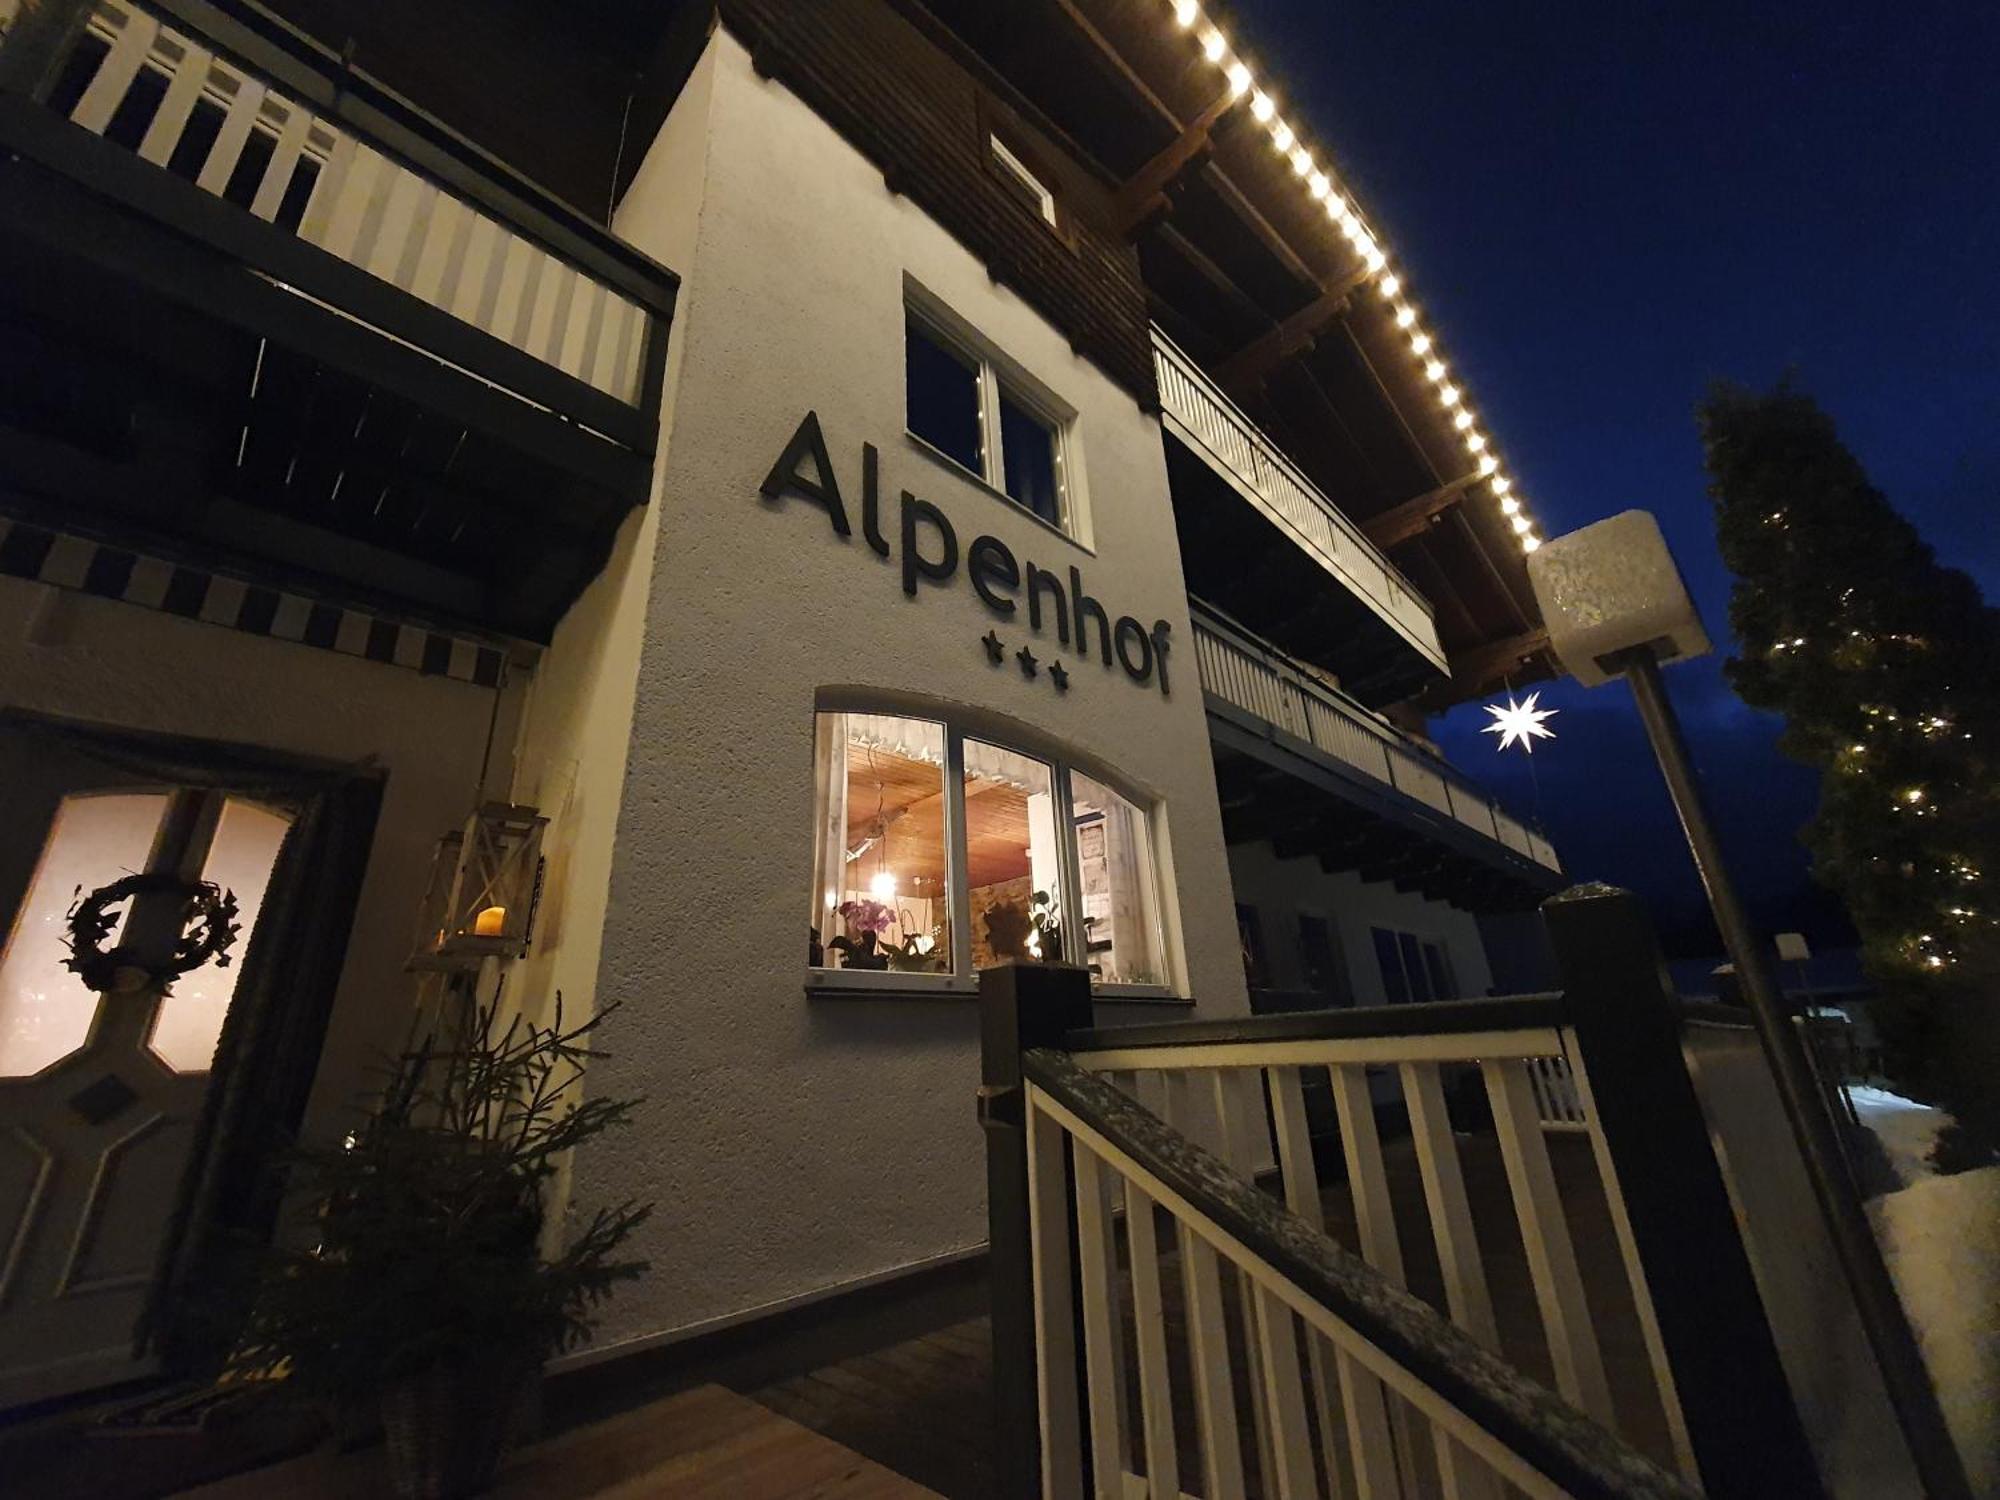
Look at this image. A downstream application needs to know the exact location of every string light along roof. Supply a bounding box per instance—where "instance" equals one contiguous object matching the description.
[1163,0,1543,556]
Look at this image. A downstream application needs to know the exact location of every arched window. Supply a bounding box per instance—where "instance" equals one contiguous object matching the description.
[808,710,1169,993]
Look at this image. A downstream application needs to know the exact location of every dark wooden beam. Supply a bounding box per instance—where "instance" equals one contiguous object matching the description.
[1362,471,1483,551]
[1109,87,1244,240]
[1423,627,1553,707]
[1213,265,1372,392]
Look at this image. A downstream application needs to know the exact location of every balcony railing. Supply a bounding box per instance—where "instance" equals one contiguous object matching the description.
[1153,327,1445,670]
[1,0,675,455]
[1192,598,1561,872]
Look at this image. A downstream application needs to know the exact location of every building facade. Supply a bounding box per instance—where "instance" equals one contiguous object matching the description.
[0,0,1564,1402]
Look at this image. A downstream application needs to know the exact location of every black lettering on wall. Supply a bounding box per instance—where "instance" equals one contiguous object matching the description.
[1026,563,1070,645]
[759,410,851,538]
[969,535,1020,615]
[1071,567,1112,666]
[1114,616,1154,683]
[1151,620,1173,697]
[862,442,890,557]
[901,491,959,595]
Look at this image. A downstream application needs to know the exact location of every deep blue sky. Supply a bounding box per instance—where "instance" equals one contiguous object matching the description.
[1246,0,2000,954]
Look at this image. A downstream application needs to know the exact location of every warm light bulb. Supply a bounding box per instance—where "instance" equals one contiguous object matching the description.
[1465,431,1488,452]
[1521,533,1542,553]
[1271,121,1295,152]
[1452,409,1474,430]
[1173,0,1199,28]
[1202,28,1226,61]
[1409,333,1432,355]
[1363,246,1386,271]
[1510,515,1531,535]
[1477,454,1499,475]
[1492,475,1512,495]
[870,870,899,900]
[1424,359,1446,382]
[1378,273,1402,298]
[1250,90,1275,123]
[1309,172,1330,199]
[1226,60,1252,95]
[1394,304,1417,329]
[1289,147,1313,176]
[1500,496,1522,515]
[1438,383,1460,406]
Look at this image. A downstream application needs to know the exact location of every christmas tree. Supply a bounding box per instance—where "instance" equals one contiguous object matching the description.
[1700,382,2000,1168]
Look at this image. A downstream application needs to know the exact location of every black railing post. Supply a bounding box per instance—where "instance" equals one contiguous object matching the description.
[980,962,1092,1500]
[1543,884,1825,1499]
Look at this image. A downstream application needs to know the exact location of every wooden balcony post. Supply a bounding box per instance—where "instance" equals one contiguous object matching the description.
[980,962,1093,1498]
[1542,884,1825,1499]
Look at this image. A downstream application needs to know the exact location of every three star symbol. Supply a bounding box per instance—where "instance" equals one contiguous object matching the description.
[1481,692,1558,754]
[980,631,1070,694]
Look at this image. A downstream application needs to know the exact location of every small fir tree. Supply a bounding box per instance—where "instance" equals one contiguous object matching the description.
[1700,381,2000,1168]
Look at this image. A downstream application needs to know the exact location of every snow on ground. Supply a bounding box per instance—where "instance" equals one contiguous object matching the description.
[1870,1167,2000,1496]
[1849,1084,1947,1187]
[1852,1086,2000,1494]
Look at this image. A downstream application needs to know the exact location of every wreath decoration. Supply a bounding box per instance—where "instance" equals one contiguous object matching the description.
[64,874,241,994]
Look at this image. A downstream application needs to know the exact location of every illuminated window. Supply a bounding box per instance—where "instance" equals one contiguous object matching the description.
[148,798,291,1073]
[809,711,1169,991]
[0,794,170,1077]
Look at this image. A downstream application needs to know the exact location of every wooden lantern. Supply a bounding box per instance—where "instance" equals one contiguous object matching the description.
[409,803,547,971]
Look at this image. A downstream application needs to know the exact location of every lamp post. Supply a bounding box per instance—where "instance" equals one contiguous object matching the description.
[1529,512,1969,1500]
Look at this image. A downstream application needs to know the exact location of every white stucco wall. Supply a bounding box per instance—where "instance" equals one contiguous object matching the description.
[562,28,1249,1355]
[500,35,720,1036]
[1226,838,1497,1005]
[0,577,500,1134]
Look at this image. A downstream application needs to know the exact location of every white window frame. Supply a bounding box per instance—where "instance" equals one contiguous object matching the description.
[904,292,1078,539]
[809,710,1175,1000]
[988,133,1058,228]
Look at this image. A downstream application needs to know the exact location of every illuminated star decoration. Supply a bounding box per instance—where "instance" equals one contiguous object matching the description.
[1482,692,1558,755]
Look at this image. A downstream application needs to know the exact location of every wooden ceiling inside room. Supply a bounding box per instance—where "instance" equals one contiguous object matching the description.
[911,0,1559,707]
[841,747,1038,893]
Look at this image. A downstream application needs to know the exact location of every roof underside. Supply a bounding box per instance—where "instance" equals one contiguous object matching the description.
[913,0,1557,707]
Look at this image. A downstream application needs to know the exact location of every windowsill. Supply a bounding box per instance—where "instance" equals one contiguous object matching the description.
[805,971,1193,1005]
[904,431,1094,557]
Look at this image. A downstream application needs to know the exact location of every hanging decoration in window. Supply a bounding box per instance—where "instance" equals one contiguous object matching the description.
[63,874,241,994]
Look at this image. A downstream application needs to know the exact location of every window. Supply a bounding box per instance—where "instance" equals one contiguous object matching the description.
[1237,904,1269,991]
[989,134,1058,228]
[904,305,1071,531]
[809,711,1168,990]
[1296,913,1352,1004]
[1370,927,1459,1006]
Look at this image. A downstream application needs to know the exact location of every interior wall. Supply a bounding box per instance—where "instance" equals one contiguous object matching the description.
[0,578,500,1138]
[563,26,1247,1358]
[1226,837,1498,1005]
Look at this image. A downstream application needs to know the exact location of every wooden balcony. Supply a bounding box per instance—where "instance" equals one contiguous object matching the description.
[1155,329,1448,704]
[1191,598,1561,908]
[0,0,678,641]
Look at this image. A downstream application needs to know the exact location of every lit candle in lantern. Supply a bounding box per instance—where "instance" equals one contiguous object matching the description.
[473,905,507,937]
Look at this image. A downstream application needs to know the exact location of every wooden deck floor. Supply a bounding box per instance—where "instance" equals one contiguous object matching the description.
[175,1384,938,1499]
[742,1132,1675,1500]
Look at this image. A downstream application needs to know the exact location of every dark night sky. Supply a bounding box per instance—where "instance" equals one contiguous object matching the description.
[1245,0,2000,955]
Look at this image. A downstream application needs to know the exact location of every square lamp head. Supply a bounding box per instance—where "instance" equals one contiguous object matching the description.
[1526,510,1711,687]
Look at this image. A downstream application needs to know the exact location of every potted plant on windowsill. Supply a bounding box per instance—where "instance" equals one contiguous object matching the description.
[229,995,650,1500]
